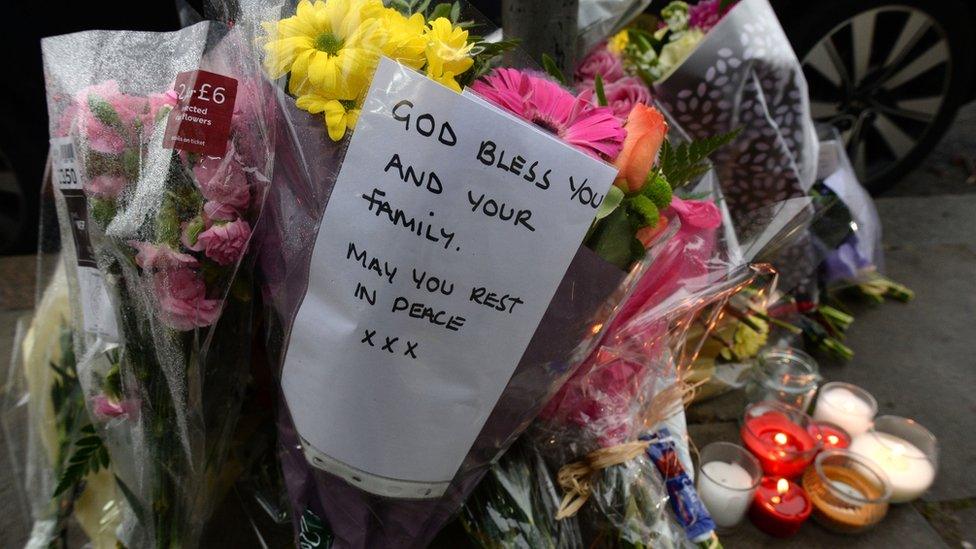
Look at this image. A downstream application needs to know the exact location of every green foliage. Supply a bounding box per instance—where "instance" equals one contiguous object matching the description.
[49,327,111,500]
[595,185,625,221]
[462,37,521,85]
[89,197,117,230]
[594,75,608,107]
[541,53,567,86]
[586,207,642,270]
[427,2,461,22]
[53,425,111,498]
[88,94,121,129]
[641,172,673,209]
[656,128,740,189]
[627,195,659,227]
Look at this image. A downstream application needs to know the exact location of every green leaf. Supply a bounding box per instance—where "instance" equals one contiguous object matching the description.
[88,94,122,129]
[586,207,637,270]
[658,128,741,189]
[450,1,460,23]
[541,54,566,86]
[595,185,624,221]
[594,74,608,107]
[429,2,452,20]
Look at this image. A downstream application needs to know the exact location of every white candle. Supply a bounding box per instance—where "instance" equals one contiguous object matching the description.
[697,461,756,527]
[850,432,936,503]
[813,385,876,436]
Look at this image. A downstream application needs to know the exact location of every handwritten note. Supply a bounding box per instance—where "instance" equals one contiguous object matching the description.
[282,58,617,498]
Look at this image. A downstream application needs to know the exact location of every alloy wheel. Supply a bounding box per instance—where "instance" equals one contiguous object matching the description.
[800,6,951,184]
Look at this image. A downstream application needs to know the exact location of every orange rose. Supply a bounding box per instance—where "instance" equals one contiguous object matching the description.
[613,104,667,193]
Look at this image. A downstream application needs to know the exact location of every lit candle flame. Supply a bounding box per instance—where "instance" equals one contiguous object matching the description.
[774,432,788,445]
[590,323,604,335]
[827,434,839,445]
[777,478,789,495]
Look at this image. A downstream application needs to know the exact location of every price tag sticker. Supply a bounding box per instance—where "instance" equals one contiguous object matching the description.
[163,70,238,156]
[51,136,119,340]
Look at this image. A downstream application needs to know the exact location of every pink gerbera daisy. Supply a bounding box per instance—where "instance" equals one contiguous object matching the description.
[471,68,626,160]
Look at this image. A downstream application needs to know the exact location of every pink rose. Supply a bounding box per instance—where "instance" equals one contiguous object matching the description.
[130,241,198,271]
[193,147,250,212]
[689,0,735,32]
[86,174,127,199]
[153,268,221,331]
[667,196,722,229]
[575,45,625,85]
[604,77,653,119]
[196,219,251,266]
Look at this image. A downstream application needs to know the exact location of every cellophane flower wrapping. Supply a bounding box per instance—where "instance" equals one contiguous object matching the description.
[459,115,821,546]
[41,20,275,547]
[1,158,126,548]
[652,0,821,296]
[222,1,685,546]
[809,127,885,288]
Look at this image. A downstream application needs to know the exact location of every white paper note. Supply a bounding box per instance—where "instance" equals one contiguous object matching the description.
[282,58,617,497]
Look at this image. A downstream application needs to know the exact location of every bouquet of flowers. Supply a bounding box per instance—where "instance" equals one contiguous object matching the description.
[236,0,747,545]
[41,21,275,547]
[578,0,821,296]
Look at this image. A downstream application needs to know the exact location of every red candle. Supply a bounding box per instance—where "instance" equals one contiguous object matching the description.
[749,477,812,537]
[809,421,850,450]
[741,405,820,477]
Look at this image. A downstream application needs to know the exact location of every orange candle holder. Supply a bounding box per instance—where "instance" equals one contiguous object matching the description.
[802,449,891,534]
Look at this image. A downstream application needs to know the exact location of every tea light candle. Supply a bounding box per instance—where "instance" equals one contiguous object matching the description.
[741,402,821,478]
[813,383,877,436]
[809,422,851,451]
[802,450,891,533]
[749,477,812,537]
[849,431,935,503]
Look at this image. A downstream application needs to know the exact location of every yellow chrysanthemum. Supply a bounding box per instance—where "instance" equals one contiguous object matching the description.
[381,8,428,70]
[264,0,387,99]
[720,316,769,361]
[424,17,474,89]
[608,30,629,54]
[296,93,361,141]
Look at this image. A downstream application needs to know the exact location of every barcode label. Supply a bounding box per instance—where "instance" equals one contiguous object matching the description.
[59,141,74,161]
[50,136,118,341]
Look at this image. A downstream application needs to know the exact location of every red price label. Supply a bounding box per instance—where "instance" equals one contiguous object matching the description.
[163,70,238,156]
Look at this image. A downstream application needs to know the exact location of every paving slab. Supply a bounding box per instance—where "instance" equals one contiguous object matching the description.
[874,194,976,248]
[813,242,976,502]
[718,503,948,548]
[0,309,32,548]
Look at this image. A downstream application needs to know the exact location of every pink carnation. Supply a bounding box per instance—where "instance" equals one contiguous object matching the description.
[203,201,238,222]
[145,89,179,129]
[668,196,722,229]
[193,147,250,212]
[86,174,128,199]
[92,394,137,420]
[196,219,251,266]
[74,81,151,154]
[130,241,198,271]
[575,45,625,84]
[153,268,221,331]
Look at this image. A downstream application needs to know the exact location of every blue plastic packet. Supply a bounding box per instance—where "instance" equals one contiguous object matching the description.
[642,428,717,544]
